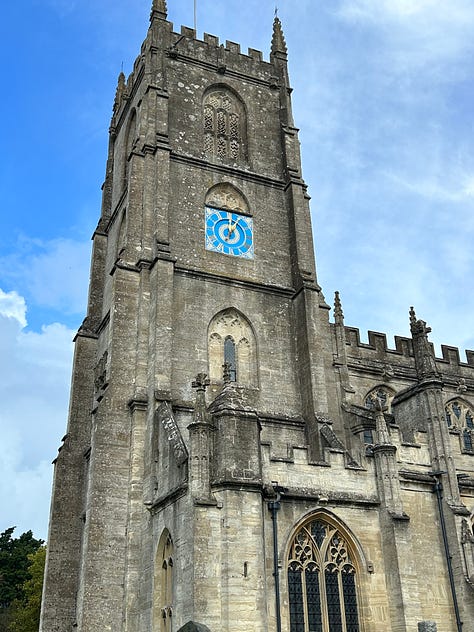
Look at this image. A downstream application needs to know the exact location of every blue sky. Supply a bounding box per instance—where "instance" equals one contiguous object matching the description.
[1,0,473,540]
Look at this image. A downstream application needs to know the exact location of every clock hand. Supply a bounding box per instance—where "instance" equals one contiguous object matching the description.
[225,216,239,240]
[229,217,239,233]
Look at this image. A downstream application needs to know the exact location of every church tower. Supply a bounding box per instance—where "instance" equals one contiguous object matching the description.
[41,2,474,632]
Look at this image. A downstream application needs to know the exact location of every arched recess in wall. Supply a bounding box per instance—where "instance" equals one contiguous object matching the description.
[284,510,368,632]
[444,398,474,454]
[123,108,137,187]
[152,529,174,632]
[364,385,395,412]
[203,85,248,163]
[205,182,249,215]
[208,307,258,387]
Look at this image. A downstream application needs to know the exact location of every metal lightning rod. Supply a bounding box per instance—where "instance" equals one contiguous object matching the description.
[194,0,197,33]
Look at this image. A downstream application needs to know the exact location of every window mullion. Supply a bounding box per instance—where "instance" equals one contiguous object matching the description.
[339,571,348,632]
[302,568,309,632]
[320,564,329,632]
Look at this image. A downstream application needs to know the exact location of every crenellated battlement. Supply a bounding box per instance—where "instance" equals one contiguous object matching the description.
[168,26,275,78]
[343,325,474,368]
[112,20,279,128]
[344,326,413,358]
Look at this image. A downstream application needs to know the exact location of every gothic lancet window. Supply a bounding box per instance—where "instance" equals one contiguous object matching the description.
[153,530,174,632]
[203,88,247,162]
[208,308,257,388]
[445,399,474,453]
[287,517,361,632]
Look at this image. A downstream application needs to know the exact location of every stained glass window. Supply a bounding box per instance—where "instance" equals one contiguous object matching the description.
[466,412,474,429]
[287,518,360,632]
[464,430,473,452]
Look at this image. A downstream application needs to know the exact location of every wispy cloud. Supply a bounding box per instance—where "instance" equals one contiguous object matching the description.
[336,0,474,72]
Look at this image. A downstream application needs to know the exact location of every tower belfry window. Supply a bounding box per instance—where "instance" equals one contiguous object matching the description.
[203,89,246,162]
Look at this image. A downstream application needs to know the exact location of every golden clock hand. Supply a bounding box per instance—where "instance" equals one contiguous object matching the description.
[225,215,239,240]
[229,217,239,233]
[225,217,233,240]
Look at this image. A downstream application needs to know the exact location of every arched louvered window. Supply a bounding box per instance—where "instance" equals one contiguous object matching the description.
[287,517,360,632]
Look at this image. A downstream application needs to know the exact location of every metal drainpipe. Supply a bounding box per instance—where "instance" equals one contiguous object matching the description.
[268,484,282,632]
[430,471,463,631]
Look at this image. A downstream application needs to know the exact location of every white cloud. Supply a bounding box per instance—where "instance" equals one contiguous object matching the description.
[0,298,74,540]
[0,289,27,327]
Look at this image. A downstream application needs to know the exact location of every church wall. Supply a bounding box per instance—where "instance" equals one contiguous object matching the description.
[399,487,457,629]
[167,162,293,289]
[165,41,284,181]
[170,275,301,414]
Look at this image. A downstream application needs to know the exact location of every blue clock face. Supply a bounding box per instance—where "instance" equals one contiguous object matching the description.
[205,207,254,259]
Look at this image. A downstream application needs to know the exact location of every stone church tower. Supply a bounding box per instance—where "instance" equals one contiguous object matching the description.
[40,2,474,631]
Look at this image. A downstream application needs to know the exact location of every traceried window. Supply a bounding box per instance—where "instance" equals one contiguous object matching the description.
[287,517,360,632]
[153,530,174,632]
[445,399,474,453]
[364,386,394,412]
[208,308,257,389]
[204,89,246,162]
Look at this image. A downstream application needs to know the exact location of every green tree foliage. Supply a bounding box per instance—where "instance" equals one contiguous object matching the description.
[9,547,46,632]
[0,528,44,632]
